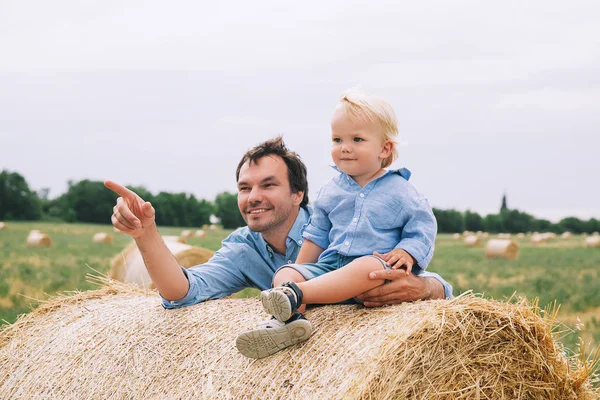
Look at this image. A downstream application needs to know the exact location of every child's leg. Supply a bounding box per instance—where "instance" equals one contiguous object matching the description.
[296,256,386,304]
[272,267,308,314]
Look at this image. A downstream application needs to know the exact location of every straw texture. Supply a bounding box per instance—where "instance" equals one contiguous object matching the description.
[0,222,6,230]
[0,281,597,399]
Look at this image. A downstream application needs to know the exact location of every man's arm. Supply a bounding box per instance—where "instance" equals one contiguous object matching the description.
[105,181,189,300]
[356,269,452,306]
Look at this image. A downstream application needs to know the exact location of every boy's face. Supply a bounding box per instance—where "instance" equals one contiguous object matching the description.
[236,155,303,234]
[330,107,392,186]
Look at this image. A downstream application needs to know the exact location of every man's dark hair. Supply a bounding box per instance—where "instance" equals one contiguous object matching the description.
[235,136,309,208]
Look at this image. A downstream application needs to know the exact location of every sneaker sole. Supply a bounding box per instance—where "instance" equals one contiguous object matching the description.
[236,319,312,359]
[260,290,293,322]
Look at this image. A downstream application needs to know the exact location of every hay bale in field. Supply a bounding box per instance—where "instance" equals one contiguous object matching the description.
[92,232,114,244]
[497,233,511,239]
[517,232,525,238]
[462,230,474,236]
[209,224,217,230]
[584,236,600,248]
[561,232,572,238]
[452,233,461,239]
[0,287,597,399]
[163,235,187,244]
[485,239,519,260]
[109,241,214,288]
[180,229,193,238]
[195,229,206,238]
[593,231,599,237]
[0,222,6,230]
[464,235,481,247]
[531,234,546,245]
[25,231,52,247]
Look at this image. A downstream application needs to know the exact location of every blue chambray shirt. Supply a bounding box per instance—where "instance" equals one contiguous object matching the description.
[162,198,451,309]
[302,167,437,275]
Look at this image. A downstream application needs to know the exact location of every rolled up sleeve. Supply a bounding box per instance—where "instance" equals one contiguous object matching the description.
[395,197,437,272]
[302,191,331,250]
[418,270,454,299]
[160,242,250,309]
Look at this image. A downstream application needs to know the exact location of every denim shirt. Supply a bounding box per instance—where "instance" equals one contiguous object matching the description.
[161,207,309,309]
[162,198,451,309]
[302,167,437,274]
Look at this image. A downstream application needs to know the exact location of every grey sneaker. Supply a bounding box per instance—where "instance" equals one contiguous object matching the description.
[260,281,303,322]
[236,313,312,359]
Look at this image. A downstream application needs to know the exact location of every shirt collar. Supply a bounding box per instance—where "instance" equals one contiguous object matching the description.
[262,206,310,255]
[287,206,310,246]
[329,165,412,183]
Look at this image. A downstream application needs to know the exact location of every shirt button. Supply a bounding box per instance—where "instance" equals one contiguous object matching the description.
[298,240,303,244]
[345,241,350,246]
[353,218,358,222]
[287,260,292,264]
[359,193,365,198]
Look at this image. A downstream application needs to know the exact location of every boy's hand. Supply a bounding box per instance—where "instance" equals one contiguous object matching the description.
[373,249,416,275]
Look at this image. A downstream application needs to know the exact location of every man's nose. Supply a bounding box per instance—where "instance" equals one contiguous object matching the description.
[248,186,263,203]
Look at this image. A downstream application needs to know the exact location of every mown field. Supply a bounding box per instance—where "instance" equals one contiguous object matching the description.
[1,221,599,367]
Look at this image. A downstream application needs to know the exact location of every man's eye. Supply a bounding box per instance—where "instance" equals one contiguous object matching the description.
[354,137,363,142]
[239,187,250,192]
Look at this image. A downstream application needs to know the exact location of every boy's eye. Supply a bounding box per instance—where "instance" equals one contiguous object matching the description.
[332,138,341,143]
[354,137,364,142]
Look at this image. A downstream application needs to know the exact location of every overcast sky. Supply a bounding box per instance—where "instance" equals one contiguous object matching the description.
[1,0,598,222]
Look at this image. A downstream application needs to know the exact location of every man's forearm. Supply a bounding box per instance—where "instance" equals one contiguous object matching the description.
[425,277,445,300]
[135,225,190,301]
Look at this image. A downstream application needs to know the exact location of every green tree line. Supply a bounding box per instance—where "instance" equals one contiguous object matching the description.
[1,169,598,233]
[0,170,244,229]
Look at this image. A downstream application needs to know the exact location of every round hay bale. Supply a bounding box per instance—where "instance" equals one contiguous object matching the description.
[592,231,599,237]
[92,232,114,244]
[485,239,519,260]
[516,233,525,238]
[109,241,214,288]
[531,234,546,245]
[451,233,461,239]
[195,229,206,238]
[497,233,511,239]
[25,231,52,248]
[163,235,187,244]
[180,229,193,238]
[462,230,474,236]
[561,232,572,238]
[0,289,596,399]
[0,222,6,230]
[464,235,481,247]
[584,236,600,248]
[209,224,217,230]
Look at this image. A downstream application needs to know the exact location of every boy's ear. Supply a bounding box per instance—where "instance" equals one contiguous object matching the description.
[380,140,393,159]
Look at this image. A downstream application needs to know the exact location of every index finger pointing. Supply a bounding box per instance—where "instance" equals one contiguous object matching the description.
[104,180,136,199]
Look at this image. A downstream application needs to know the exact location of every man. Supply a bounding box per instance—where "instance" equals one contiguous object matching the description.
[106,137,452,311]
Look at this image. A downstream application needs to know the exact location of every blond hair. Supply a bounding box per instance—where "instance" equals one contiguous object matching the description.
[337,89,399,168]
